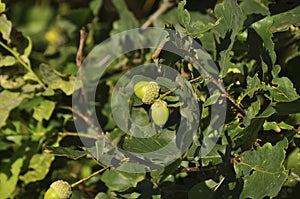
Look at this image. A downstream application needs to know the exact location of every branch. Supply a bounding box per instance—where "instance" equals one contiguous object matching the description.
[188,55,245,115]
[76,27,88,97]
[141,1,175,29]
[71,167,108,187]
[59,132,99,140]
[59,106,104,138]
[0,41,46,89]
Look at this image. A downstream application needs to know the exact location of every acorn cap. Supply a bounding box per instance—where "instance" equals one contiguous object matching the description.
[50,180,72,199]
[142,81,160,104]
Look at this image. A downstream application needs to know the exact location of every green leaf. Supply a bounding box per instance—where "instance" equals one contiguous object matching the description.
[0,90,27,128]
[19,154,54,184]
[252,16,276,65]
[177,0,191,26]
[214,0,244,76]
[240,0,270,16]
[257,105,276,118]
[111,0,139,34]
[0,140,11,151]
[89,0,103,16]
[270,6,300,32]
[234,139,288,199]
[0,14,12,42]
[0,55,17,67]
[23,36,32,58]
[238,74,264,103]
[95,192,109,199]
[123,128,175,153]
[203,91,221,107]
[268,77,299,102]
[0,1,5,13]
[185,19,221,39]
[227,118,265,150]
[264,121,294,132]
[45,146,88,160]
[100,169,144,192]
[39,64,78,95]
[33,99,56,121]
[130,107,150,126]
[0,158,23,198]
[0,76,25,89]
[201,144,226,166]
[263,121,281,132]
[243,99,261,126]
[286,148,300,176]
[214,0,244,39]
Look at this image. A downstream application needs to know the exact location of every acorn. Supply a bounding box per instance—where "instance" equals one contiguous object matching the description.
[44,180,72,199]
[134,81,160,104]
[134,81,149,100]
[151,100,169,126]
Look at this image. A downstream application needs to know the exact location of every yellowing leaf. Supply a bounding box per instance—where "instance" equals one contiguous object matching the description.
[0,158,24,198]
[0,90,27,127]
[33,100,56,121]
[19,154,54,184]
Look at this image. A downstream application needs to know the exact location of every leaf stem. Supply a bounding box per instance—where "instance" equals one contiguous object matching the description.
[159,88,176,99]
[158,76,212,100]
[141,1,175,29]
[188,55,245,115]
[71,167,108,187]
[59,132,99,140]
[0,41,46,89]
[58,106,104,138]
[189,76,204,83]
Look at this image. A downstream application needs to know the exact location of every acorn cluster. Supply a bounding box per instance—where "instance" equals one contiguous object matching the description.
[134,81,169,126]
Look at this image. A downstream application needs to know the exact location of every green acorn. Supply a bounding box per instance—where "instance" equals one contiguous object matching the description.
[134,81,160,104]
[151,100,169,126]
[44,180,72,199]
[133,81,149,100]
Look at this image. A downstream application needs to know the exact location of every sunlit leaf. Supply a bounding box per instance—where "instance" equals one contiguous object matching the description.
[0,90,27,128]
[0,15,11,43]
[33,99,56,121]
[0,158,23,198]
[19,154,54,184]
[0,55,17,67]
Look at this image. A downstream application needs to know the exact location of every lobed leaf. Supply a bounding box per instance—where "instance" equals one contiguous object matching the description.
[234,139,288,199]
[45,146,89,160]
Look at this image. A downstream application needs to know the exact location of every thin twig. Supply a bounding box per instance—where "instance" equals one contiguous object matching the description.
[189,55,245,115]
[0,41,46,89]
[189,76,204,84]
[59,106,104,138]
[76,27,87,97]
[59,132,98,140]
[159,88,176,99]
[141,1,175,29]
[158,76,205,100]
[71,167,108,187]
